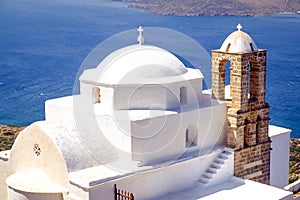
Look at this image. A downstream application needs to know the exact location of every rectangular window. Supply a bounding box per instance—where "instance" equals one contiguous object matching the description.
[93,87,101,103]
[185,128,198,148]
[180,86,187,104]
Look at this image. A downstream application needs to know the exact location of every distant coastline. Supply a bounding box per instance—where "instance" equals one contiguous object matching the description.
[119,0,300,16]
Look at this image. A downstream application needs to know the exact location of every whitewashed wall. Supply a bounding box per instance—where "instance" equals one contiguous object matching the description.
[269,125,291,188]
[131,102,227,166]
[87,149,232,200]
[114,85,168,110]
[45,96,74,121]
[8,124,69,185]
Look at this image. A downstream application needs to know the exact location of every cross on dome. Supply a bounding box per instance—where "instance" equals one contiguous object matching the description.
[237,23,243,31]
[137,26,144,45]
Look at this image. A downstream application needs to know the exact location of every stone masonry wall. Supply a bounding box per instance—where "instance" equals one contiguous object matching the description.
[234,141,271,184]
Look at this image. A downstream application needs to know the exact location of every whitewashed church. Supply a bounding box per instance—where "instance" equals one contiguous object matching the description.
[0,25,293,200]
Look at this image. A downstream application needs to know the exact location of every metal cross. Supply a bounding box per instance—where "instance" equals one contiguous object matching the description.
[137,26,144,45]
[237,23,243,31]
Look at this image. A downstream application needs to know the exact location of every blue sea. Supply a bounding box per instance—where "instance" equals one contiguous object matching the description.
[0,0,299,137]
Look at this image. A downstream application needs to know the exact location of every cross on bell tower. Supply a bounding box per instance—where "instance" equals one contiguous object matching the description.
[237,23,243,31]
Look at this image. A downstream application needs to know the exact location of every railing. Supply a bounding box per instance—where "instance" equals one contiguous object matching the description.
[114,184,134,200]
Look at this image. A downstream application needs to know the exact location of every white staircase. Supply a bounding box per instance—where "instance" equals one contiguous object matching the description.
[199,148,233,186]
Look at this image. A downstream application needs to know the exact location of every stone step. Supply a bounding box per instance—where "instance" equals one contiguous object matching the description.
[215,158,225,164]
[212,162,222,168]
[218,153,229,159]
[223,147,234,154]
[203,172,214,179]
[219,149,233,159]
[199,176,210,184]
[207,166,218,173]
[222,150,232,155]
[199,148,233,186]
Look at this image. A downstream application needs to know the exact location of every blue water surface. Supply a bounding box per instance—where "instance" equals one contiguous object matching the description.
[0,0,299,137]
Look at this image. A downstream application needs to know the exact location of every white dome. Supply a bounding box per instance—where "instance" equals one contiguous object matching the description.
[80,44,193,85]
[220,26,258,53]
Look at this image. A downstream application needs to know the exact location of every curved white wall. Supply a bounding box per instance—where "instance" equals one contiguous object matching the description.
[8,123,69,187]
[8,187,62,200]
[113,79,202,111]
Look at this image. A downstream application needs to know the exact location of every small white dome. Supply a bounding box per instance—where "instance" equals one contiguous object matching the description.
[99,45,187,83]
[220,24,258,53]
[80,44,192,85]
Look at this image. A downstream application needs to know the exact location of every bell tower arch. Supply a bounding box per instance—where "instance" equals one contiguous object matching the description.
[211,24,270,184]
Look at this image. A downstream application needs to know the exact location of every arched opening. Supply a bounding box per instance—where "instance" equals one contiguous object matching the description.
[248,62,251,99]
[256,116,262,143]
[218,59,231,100]
[225,60,231,99]
[249,60,259,101]
[244,119,250,147]
[185,126,198,148]
[225,60,231,86]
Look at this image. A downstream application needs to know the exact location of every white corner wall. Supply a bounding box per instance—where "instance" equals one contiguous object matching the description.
[131,101,227,166]
[45,96,74,121]
[269,125,291,188]
[131,113,182,165]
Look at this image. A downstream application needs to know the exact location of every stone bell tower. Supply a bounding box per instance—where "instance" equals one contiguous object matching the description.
[211,24,271,184]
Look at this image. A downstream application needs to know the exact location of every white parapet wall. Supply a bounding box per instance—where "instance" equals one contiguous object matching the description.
[269,125,291,188]
[45,96,75,121]
[68,147,234,200]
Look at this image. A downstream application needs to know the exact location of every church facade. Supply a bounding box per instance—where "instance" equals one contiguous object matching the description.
[0,25,292,200]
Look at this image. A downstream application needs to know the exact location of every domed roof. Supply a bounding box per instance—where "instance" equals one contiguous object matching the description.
[80,44,202,85]
[101,45,187,80]
[220,24,258,53]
